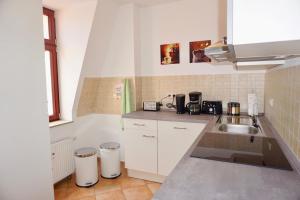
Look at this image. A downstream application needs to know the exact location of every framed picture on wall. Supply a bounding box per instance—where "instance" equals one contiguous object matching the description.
[160,43,180,65]
[189,40,211,63]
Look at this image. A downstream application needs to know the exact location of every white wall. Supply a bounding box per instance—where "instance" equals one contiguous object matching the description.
[81,0,119,77]
[0,1,54,200]
[82,1,136,77]
[53,0,265,159]
[82,0,256,77]
[51,0,266,166]
[72,0,121,119]
[51,1,133,160]
[64,0,235,163]
[51,114,125,161]
[100,3,136,77]
[138,0,239,76]
[55,0,97,120]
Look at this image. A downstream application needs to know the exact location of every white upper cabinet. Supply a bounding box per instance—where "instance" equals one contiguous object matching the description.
[228,0,300,45]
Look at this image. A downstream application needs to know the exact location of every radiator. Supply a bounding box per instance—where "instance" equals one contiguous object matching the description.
[51,138,75,184]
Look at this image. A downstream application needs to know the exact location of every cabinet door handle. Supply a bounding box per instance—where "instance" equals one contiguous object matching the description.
[174,127,187,130]
[133,123,145,127]
[142,135,155,138]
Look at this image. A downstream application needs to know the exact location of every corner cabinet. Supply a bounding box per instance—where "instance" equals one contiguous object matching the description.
[158,121,206,176]
[123,118,206,182]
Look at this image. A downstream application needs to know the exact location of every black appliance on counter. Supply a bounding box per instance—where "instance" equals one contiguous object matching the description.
[202,101,223,115]
[186,92,202,115]
[191,132,293,171]
[175,94,186,114]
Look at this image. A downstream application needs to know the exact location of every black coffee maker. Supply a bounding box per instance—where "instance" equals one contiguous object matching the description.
[175,94,186,114]
[186,92,202,115]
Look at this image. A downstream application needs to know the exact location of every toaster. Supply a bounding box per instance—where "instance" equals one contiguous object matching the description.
[143,101,161,111]
[202,101,223,115]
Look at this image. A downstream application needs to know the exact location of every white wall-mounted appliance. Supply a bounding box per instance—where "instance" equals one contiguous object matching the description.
[205,0,300,70]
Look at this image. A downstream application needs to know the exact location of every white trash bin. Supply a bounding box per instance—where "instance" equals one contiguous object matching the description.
[74,147,98,187]
[99,142,121,178]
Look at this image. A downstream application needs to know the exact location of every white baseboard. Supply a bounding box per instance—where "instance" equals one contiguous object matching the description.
[127,169,165,183]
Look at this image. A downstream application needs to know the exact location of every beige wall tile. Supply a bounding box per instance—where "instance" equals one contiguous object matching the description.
[77,77,136,116]
[77,73,265,117]
[134,77,143,111]
[140,73,264,112]
[265,65,300,160]
[77,78,99,117]
[95,77,136,115]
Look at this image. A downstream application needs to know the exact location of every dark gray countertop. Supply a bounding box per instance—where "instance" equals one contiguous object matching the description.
[122,110,215,123]
[123,111,300,200]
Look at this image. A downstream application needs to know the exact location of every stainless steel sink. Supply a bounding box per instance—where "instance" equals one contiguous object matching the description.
[218,124,259,134]
[212,115,264,136]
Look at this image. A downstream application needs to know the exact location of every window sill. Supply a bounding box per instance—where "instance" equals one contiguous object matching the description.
[49,120,73,128]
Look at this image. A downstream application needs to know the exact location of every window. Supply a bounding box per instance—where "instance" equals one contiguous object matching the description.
[43,8,60,122]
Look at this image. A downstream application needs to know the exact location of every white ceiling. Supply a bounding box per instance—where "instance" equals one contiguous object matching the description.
[115,0,182,6]
[43,0,96,10]
[43,0,182,10]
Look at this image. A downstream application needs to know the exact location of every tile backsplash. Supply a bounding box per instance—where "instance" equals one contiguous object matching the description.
[136,74,265,113]
[77,78,98,116]
[77,77,136,116]
[77,73,265,116]
[265,65,300,160]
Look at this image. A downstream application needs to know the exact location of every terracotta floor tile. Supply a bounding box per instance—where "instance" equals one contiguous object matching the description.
[119,177,146,189]
[77,196,96,200]
[95,190,125,200]
[54,161,160,200]
[144,180,160,184]
[94,178,122,194]
[69,174,77,186]
[147,183,161,194]
[66,186,95,200]
[123,185,152,200]
[54,188,69,200]
[55,178,71,189]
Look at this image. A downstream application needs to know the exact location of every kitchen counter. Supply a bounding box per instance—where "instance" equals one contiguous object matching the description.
[123,111,300,200]
[123,110,214,123]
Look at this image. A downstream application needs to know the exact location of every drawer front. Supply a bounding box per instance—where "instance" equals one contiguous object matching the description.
[159,121,205,136]
[124,118,157,131]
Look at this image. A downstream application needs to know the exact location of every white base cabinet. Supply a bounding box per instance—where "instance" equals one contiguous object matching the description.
[158,121,206,176]
[124,119,157,174]
[123,118,206,181]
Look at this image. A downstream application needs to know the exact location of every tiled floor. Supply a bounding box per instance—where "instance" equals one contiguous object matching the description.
[54,161,161,200]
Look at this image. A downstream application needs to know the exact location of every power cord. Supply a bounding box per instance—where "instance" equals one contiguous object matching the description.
[166,94,176,109]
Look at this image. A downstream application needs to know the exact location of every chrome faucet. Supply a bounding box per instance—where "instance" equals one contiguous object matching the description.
[250,103,259,128]
[252,115,259,128]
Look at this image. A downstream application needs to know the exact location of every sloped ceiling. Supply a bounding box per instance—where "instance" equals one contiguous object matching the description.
[43,0,182,10]
[115,0,182,6]
[43,0,96,10]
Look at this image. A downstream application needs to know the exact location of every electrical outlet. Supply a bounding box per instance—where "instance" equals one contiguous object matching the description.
[269,98,274,107]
